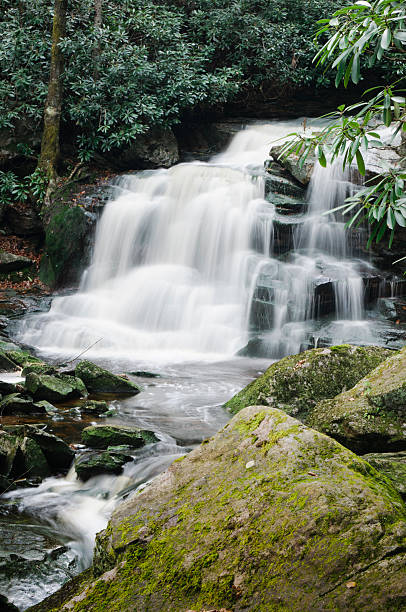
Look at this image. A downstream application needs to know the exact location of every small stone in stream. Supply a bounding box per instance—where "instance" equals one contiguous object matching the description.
[74,450,130,481]
[80,400,110,415]
[75,360,141,395]
[81,425,158,449]
[130,371,160,378]
[34,399,58,415]
[25,372,87,403]
[0,393,46,416]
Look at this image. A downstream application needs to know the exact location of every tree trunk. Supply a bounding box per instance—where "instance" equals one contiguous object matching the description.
[38,0,67,189]
[93,0,102,78]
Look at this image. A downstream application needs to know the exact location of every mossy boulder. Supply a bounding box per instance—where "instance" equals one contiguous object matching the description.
[5,349,44,368]
[81,425,158,449]
[4,424,74,471]
[363,452,406,497]
[40,407,406,612]
[224,344,392,417]
[22,362,57,376]
[75,361,141,395]
[308,346,406,454]
[25,372,87,403]
[80,400,110,415]
[0,349,20,372]
[75,450,132,481]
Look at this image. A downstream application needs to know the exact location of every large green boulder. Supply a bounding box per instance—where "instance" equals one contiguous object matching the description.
[38,407,406,612]
[81,425,157,449]
[5,349,44,368]
[0,349,20,372]
[363,452,406,497]
[308,346,406,453]
[75,361,141,395]
[25,372,87,403]
[224,344,393,417]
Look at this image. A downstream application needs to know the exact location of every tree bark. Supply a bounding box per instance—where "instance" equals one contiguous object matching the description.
[38,0,67,187]
[93,0,102,78]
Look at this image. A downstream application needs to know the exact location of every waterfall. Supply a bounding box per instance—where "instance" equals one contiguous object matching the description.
[17,121,375,363]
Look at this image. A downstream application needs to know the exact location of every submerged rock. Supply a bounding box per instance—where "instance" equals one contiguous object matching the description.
[308,346,406,453]
[25,372,87,403]
[42,407,406,611]
[75,450,131,481]
[363,452,406,497]
[75,360,141,395]
[81,425,158,449]
[224,344,392,417]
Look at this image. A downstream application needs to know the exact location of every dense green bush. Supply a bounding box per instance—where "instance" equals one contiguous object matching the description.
[0,0,346,162]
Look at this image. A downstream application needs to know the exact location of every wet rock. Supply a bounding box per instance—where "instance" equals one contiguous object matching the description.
[51,407,406,611]
[224,344,392,417]
[377,297,406,323]
[0,251,33,274]
[5,349,43,368]
[81,425,158,449]
[75,360,140,395]
[363,452,406,497]
[74,450,131,481]
[130,371,160,379]
[0,393,45,416]
[19,437,51,479]
[22,363,57,376]
[0,430,18,481]
[25,373,87,403]
[80,400,110,415]
[34,400,58,415]
[270,144,316,185]
[308,345,406,453]
[264,172,306,199]
[4,425,74,471]
[0,380,20,395]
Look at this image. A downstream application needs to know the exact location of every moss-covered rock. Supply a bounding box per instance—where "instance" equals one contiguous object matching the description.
[308,346,406,454]
[4,424,74,471]
[81,425,157,449]
[22,363,57,376]
[5,349,43,368]
[224,344,392,417]
[0,393,46,416]
[75,450,131,481]
[75,361,141,395]
[39,201,90,288]
[363,452,406,497]
[25,372,87,403]
[80,399,110,415]
[38,406,406,612]
[0,349,20,372]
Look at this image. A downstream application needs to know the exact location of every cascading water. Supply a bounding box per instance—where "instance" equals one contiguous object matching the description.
[4,120,402,610]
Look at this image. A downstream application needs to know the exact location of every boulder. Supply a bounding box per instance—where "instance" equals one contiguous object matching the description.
[75,360,140,395]
[0,350,20,372]
[224,344,393,417]
[4,202,43,236]
[363,452,406,497]
[22,363,58,376]
[308,346,406,453]
[18,436,51,479]
[81,425,157,450]
[5,349,44,368]
[25,372,87,403]
[0,393,45,416]
[0,251,33,273]
[75,450,131,481]
[4,425,74,471]
[46,407,406,611]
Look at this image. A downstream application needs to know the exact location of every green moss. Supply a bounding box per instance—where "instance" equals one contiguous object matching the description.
[224,345,393,417]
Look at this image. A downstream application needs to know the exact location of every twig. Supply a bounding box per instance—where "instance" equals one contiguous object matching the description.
[56,337,103,367]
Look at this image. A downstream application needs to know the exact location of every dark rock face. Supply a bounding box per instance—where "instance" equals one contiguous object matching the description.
[75,361,141,395]
[103,128,179,171]
[81,425,158,450]
[4,203,43,237]
[40,407,406,612]
[25,372,87,403]
[308,345,406,454]
[0,393,46,416]
[4,424,74,471]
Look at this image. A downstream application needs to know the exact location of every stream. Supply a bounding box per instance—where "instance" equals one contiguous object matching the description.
[1,120,404,610]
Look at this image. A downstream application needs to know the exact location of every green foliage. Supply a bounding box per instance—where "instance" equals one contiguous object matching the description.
[0,0,343,165]
[0,168,47,206]
[278,0,406,247]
